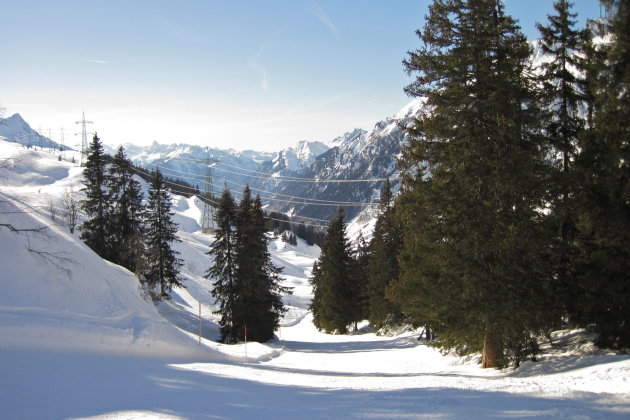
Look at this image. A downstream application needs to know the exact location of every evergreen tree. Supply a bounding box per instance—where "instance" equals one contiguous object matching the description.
[349,232,370,328]
[107,146,145,272]
[309,208,355,334]
[367,179,403,329]
[395,0,552,368]
[206,188,239,343]
[143,169,183,299]
[574,0,630,349]
[536,0,586,322]
[80,133,111,259]
[233,187,289,342]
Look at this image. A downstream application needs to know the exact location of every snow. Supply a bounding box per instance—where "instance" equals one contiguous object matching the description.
[1,137,630,419]
[271,140,330,173]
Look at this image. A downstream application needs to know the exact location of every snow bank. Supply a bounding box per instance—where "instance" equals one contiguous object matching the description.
[0,192,220,360]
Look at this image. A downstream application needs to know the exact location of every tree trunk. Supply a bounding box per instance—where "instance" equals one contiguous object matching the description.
[481,315,503,368]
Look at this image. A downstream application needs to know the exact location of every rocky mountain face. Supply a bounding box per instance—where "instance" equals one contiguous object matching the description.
[115,99,423,224]
[259,100,424,222]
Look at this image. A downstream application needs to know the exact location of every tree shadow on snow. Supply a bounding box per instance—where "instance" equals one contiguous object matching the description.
[2,349,627,420]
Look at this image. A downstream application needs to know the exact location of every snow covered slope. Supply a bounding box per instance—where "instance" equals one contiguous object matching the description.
[2,138,630,419]
[0,141,217,359]
[0,113,70,151]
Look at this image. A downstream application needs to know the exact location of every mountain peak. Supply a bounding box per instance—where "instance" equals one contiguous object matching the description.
[0,113,70,151]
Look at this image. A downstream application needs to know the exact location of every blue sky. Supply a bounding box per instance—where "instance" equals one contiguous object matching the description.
[1,0,602,152]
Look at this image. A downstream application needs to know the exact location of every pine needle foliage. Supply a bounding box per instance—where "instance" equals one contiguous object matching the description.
[80,133,112,260]
[310,208,356,334]
[107,146,145,273]
[231,186,290,343]
[394,0,555,368]
[573,0,630,349]
[206,188,239,343]
[143,169,183,300]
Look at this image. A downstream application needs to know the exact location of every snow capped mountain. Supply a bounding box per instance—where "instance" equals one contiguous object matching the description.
[252,140,332,195]
[120,141,273,195]
[263,100,422,222]
[0,113,70,151]
[270,140,330,173]
[325,128,367,148]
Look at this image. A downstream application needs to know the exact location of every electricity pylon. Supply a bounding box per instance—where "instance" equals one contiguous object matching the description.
[75,112,93,166]
[200,151,218,234]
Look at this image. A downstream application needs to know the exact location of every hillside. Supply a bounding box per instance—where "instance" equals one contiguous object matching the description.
[0,113,69,151]
[1,139,629,419]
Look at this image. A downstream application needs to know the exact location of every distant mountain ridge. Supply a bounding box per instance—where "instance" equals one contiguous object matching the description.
[261,100,424,222]
[0,113,71,151]
[1,100,425,226]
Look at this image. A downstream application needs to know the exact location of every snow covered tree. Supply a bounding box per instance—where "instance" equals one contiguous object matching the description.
[233,187,289,342]
[80,133,112,260]
[206,188,239,343]
[143,169,183,300]
[106,146,145,272]
[396,0,553,368]
[310,208,355,334]
[367,179,403,329]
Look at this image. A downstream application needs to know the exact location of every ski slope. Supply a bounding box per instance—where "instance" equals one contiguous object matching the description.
[1,139,629,419]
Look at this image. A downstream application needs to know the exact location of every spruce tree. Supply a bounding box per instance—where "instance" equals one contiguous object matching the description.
[574,0,630,349]
[107,146,144,272]
[143,169,183,300]
[80,133,111,260]
[536,0,586,322]
[349,232,370,329]
[206,188,239,343]
[233,187,289,342]
[395,0,552,368]
[309,208,354,334]
[367,179,403,329]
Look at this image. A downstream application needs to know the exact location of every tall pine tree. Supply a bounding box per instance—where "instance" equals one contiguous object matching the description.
[206,188,239,343]
[536,0,586,322]
[309,208,355,334]
[143,169,183,300]
[80,133,111,260]
[395,0,553,368]
[107,146,145,272]
[233,187,289,342]
[574,0,630,349]
[367,179,403,330]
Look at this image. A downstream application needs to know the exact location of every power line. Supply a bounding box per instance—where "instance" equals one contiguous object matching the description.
[145,161,380,208]
[212,164,397,184]
[131,166,330,228]
[165,154,402,183]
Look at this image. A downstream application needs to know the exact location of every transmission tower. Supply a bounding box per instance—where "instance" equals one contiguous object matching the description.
[75,112,93,166]
[59,126,66,160]
[200,151,218,234]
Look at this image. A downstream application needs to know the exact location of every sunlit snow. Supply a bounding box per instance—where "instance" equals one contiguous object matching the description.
[1,139,629,419]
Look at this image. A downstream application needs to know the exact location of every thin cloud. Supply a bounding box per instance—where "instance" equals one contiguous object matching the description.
[308,3,339,39]
[249,25,288,92]
[81,58,109,64]
[249,60,271,92]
